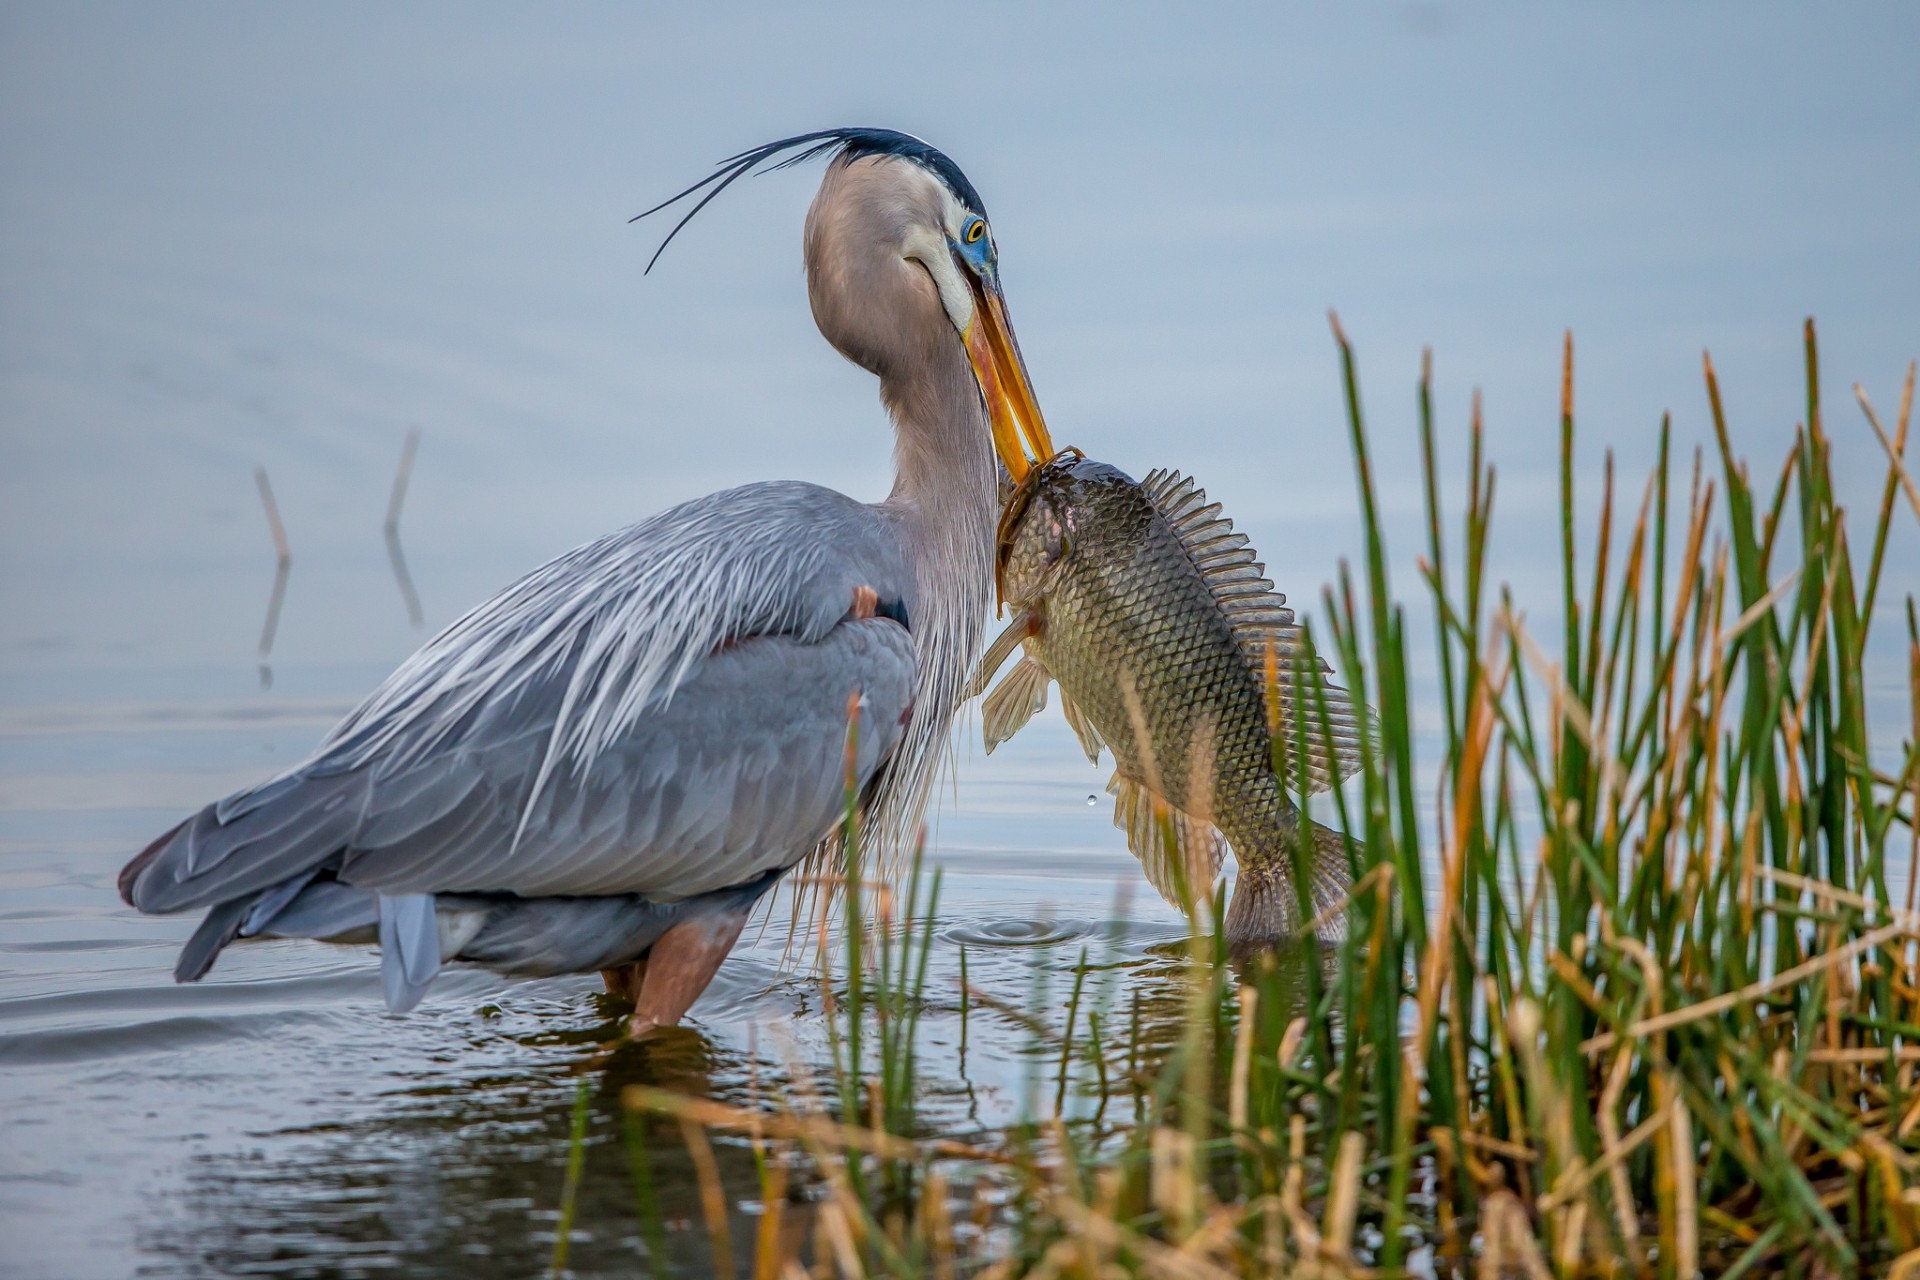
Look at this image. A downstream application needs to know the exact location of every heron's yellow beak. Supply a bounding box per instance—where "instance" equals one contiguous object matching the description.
[964,282,1054,482]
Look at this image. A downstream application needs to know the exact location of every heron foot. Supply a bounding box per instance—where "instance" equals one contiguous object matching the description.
[627,909,751,1038]
[848,584,878,620]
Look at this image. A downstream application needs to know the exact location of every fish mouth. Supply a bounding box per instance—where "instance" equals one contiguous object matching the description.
[963,275,1055,483]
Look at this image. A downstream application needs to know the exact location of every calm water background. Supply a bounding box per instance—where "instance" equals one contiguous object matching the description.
[2,4,1917,1275]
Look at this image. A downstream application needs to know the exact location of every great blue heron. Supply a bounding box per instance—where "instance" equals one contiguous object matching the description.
[118,128,1055,1036]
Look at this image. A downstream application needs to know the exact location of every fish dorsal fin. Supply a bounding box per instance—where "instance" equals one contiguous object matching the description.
[1058,688,1105,764]
[1140,469,1370,795]
[1140,467,1297,642]
[981,656,1050,753]
[1107,772,1229,915]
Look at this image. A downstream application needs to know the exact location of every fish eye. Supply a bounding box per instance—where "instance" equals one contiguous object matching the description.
[965,219,986,245]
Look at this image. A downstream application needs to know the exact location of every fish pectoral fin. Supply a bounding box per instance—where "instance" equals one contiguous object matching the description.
[981,656,1051,753]
[1058,688,1105,764]
[1106,773,1229,915]
[965,610,1035,700]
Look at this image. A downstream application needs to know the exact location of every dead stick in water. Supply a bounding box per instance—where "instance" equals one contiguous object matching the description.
[384,428,425,627]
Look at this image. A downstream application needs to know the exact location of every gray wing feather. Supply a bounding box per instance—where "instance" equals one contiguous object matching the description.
[257,881,378,939]
[124,483,916,919]
[379,894,441,1013]
[414,621,912,898]
[328,481,910,813]
[132,774,366,914]
[174,897,250,982]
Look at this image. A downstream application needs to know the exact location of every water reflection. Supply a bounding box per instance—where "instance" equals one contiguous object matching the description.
[125,914,1202,1277]
[1116,933,1339,1062]
[136,1012,777,1278]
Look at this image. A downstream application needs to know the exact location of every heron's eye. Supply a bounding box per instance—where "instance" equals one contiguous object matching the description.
[965,220,986,245]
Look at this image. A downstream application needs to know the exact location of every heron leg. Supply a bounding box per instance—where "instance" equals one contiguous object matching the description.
[848,584,878,620]
[628,908,751,1038]
[601,958,647,1000]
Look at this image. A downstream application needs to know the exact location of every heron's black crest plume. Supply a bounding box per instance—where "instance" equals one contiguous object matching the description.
[632,128,987,274]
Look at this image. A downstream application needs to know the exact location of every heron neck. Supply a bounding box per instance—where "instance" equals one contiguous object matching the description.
[859,341,998,856]
[879,342,1000,570]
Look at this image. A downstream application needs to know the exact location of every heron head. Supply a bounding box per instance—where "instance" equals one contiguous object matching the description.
[634,128,1054,481]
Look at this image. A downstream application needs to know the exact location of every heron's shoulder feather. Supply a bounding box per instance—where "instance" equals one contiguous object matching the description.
[315,481,910,813]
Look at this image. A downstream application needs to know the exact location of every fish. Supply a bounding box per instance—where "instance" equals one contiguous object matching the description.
[968,452,1367,947]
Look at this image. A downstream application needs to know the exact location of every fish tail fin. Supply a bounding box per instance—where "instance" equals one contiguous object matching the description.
[1305,819,1357,936]
[1222,870,1300,949]
[1224,820,1357,949]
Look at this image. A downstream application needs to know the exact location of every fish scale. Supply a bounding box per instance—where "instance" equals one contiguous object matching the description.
[974,455,1367,946]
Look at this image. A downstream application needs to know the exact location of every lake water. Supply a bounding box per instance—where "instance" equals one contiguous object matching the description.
[2,4,1916,1275]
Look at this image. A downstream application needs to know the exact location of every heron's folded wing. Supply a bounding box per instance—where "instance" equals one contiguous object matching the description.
[343,620,914,898]
[321,480,912,783]
[129,619,913,912]
[122,483,916,914]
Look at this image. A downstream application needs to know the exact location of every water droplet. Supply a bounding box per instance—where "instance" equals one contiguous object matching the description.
[1086,794,1098,806]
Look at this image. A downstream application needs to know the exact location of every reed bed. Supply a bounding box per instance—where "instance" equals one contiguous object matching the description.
[620,321,1920,1277]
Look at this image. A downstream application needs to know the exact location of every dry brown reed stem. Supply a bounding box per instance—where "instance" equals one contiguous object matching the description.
[1715,567,1802,652]
[1858,380,1920,525]
[753,1157,791,1280]
[1229,986,1256,1134]
[1320,1130,1363,1260]
[1480,1191,1553,1280]
[1590,1046,1646,1259]
[1507,611,1597,751]
[1671,1097,1699,1278]
[921,1170,956,1280]
[680,1115,735,1277]
[1758,863,1919,922]
[1538,1101,1670,1215]
[1048,1197,1239,1280]
[1300,861,1391,939]
[1117,669,1163,800]
[1414,629,1504,1061]
[626,1088,1017,1167]
[1582,915,1917,1052]
[818,1201,862,1278]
